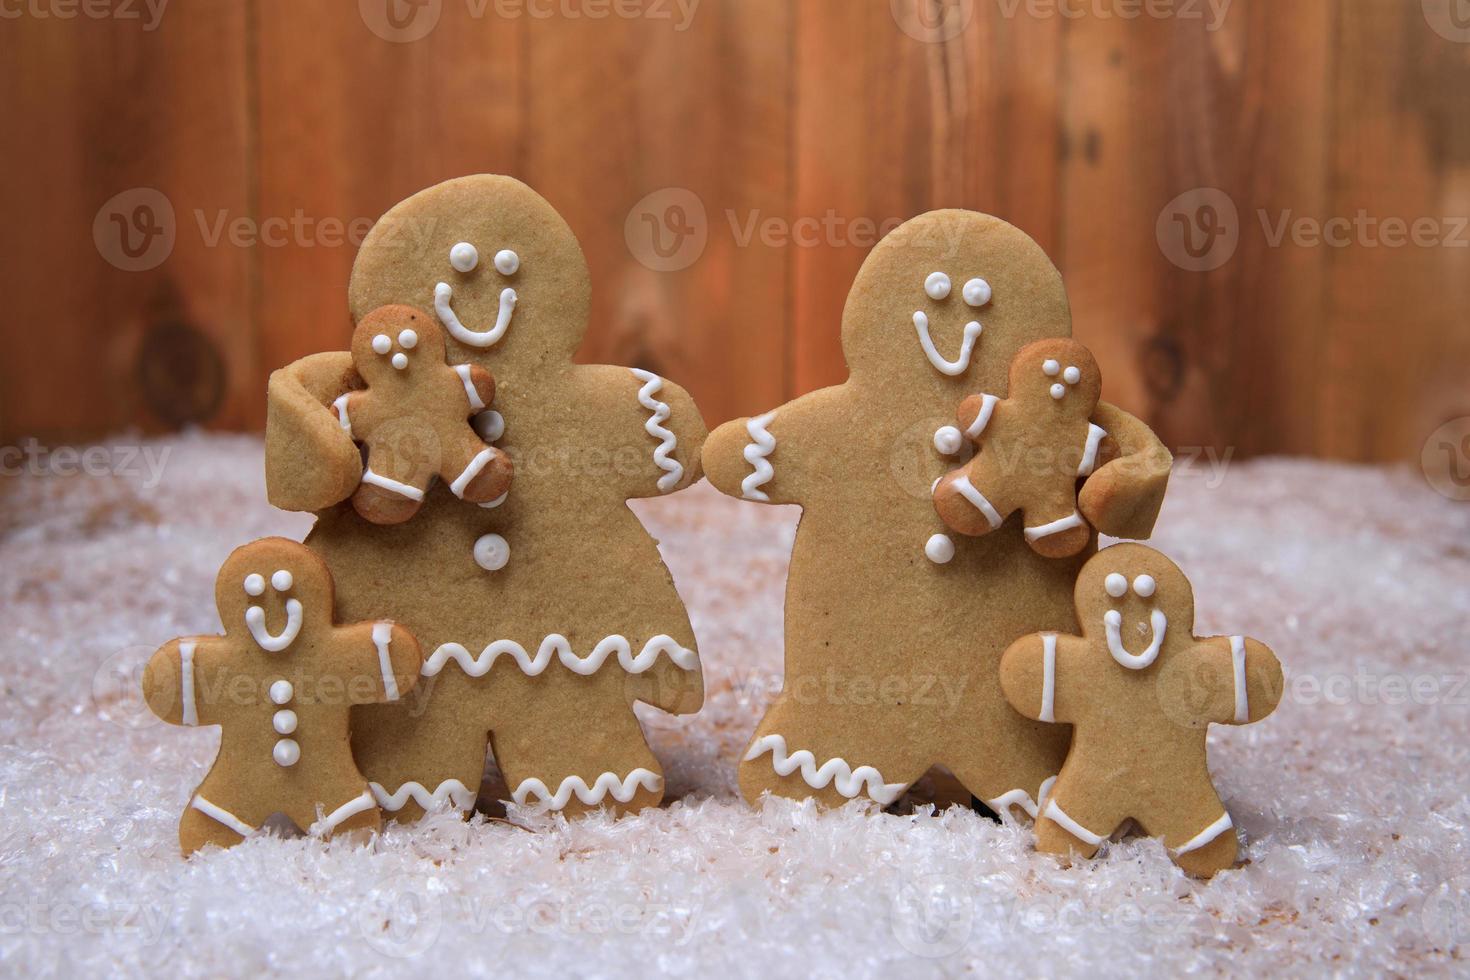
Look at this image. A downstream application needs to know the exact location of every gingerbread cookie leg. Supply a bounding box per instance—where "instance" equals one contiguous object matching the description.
[440,435,512,505]
[1034,781,1126,861]
[179,790,261,856]
[1152,793,1239,878]
[1019,490,1091,560]
[354,444,430,525]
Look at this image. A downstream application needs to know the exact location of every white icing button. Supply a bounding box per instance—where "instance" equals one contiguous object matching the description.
[1105,573,1128,598]
[474,533,510,572]
[473,410,505,443]
[1042,359,1061,377]
[962,277,992,307]
[925,533,956,564]
[372,334,392,355]
[449,241,479,273]
[392,352,409,371]
[494,249,520,276]
[924,272,951,300]
[1133,574,1156,598]
[271,569,293,592]
[1050,383,1066,400]
[398,329,418,350]
[273,739,300,768]
[1064,365,1081,385]
[269,680,293,705]
[273,709,297,735]
[243,573,265,597]
[933,426,964,456]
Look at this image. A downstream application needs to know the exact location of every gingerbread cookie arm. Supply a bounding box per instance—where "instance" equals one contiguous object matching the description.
[1173,636,1284,727]
[328,621,423,706]
[704,389,837,506]
[1077,402,1172,540]
[142,636,228,728]
[1000,632,1085,725]
[569,365,705,498]
[266,351,364,512]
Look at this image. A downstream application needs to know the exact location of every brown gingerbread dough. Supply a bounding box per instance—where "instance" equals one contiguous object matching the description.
[1000,543,1283,877]
[701,211,1171,818]
[142,537,422,855]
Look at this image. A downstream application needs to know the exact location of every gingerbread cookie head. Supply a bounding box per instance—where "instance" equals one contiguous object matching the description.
[215,537,335,655]
[1074,542,1193,671]
[1008,338,1101,422]
[350,304,446,385]
[840,210,1073,395]
[348,174,590,374]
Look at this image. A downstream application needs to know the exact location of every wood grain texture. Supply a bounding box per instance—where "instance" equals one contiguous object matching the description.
[0,0,1464,461]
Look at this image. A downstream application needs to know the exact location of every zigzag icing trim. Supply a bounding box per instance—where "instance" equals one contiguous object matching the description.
[744,734,908,805]
[370,778,477,812]
[741,411,777,501]
[630,369,683,492]
[511,769,662,810]
[421,634,700,678]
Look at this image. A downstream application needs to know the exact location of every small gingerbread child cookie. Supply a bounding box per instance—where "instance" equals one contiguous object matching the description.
[334,304,513,524]
[142,537,422,855]
[1000,543,1283,877]
[933,338,1111,559]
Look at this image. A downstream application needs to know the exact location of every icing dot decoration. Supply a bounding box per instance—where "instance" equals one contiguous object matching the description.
[1050,383,1066,401]
[449,241,479,273]
[934,426,963,456]
[1105,573,1128,598]
[273,739,300,767]
[273,710,297,735]
[271,569,293,592]
[1064,365,1081,385]
[392,352,409,371]
[962,277,992,307]
[474,533,510,572]
[269,680,293,705]
[494,249,520,276]
[372,334,392,355]
[244,574,265,597]
[924,272,952,300]
[925,534,956,564]
[398,329,418,349]
[1043,359,1061,377]
[1133,574,1156,598]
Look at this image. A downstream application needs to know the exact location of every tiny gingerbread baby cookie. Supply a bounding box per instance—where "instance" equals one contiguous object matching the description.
[335,304,513,524]
[1000,543,1283,877]
[933,339,1110,558]
[143,537,422,855]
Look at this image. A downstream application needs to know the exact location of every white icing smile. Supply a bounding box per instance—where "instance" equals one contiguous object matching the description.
[434,243,521,348]
[243,569,303,653]
[1103,608,1166,670]
[913,311,983,376]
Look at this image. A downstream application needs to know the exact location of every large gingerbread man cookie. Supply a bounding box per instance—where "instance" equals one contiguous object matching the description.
[1000,543,1283,877]
[702,210,1171,817]
[933,338,1111,559]
[264,175,707,822]
[142,538,422,855]
[335,304,512,524]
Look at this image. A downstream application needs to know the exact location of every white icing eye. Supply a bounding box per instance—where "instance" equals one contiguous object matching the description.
[269,680,293,705]
[1105,573,1128,598]
[1050,384,1066,400]
[1042,359,1061,377]
[372,334,392,355]
[244,573,265,596]
[398,329,418,349]
[933,426,963,456]
[924,272,952,300]
[449,241,479,273]
[1064,365,1081,385]
[273,739,300,767]
[1133,574,1156,598]
[271,569,293,592]
[494,249,520,276]
[962,278,992,307]
[392,352,409,371]
[925,533,956,564]
[474,533,510,572]
[273,709,297,735]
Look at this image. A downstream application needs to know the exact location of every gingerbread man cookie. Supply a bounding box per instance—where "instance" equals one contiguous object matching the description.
[264,175,706,822]
[702,210,1171,817]
[142,538,422,855]
[1000,543,1283,877]
[933,338,1111,559]
[334,304,513,524]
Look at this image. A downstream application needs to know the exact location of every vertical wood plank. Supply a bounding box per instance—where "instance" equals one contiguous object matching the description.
[0,0,253,438]
[522,0,792,423]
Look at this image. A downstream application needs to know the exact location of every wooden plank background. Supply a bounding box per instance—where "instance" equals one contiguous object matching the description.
[1,0,1466,461]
